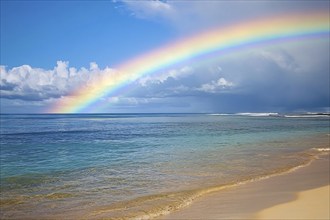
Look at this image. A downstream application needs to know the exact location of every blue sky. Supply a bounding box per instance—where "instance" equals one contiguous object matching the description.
[1,0,329,113]
[1,1,175,68]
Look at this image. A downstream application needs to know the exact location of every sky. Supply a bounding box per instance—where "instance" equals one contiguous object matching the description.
[0,0,329,113]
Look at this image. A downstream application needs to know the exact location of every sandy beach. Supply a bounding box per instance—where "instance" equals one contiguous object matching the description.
[160,153,329,219]
[257,185,329,219]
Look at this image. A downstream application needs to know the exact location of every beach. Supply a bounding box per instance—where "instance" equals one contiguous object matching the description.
[257,185,329,219]
[160,152,330,219]
[1,114,329,219]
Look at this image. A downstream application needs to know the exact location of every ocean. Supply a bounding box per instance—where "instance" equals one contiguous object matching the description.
[0,113,329,219]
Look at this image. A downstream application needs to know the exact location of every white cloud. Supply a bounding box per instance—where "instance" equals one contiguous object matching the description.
[198,77,234,93]
[121,0,174,20]
[138,66,193,86]
[1,62,196,104]
[0,61,115,101]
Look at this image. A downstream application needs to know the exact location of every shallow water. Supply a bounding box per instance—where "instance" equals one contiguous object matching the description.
[0,113,329,219]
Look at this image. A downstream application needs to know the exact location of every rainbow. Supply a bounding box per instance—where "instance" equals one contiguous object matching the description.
[51,11,329,113]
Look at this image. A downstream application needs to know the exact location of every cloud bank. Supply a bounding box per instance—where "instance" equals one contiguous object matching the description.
[1,39,329,113]
[0,61,115,101]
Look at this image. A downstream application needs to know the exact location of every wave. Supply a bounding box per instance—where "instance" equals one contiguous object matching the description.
[207,113,232,116]
[235,112,279,117]
[207,113,279,117]
[208,112,330,118]
[312,147,330,152]
[0,192,76,207]
[284,114,330,118]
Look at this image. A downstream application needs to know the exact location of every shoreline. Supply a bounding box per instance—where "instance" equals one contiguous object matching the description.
[87,147,329,220]
[160,152,329,219]
[2,154,327,220]
[1,139,328,220]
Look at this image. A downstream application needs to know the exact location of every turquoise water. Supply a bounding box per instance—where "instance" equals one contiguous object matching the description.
[0,113,329,219]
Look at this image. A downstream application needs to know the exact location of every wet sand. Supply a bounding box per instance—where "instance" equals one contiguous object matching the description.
[160,153,329,219]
